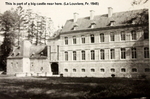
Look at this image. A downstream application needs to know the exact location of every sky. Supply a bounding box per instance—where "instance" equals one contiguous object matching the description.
[0,0,149,29]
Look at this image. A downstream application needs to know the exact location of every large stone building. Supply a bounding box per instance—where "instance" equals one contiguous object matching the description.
[7,8,149,78]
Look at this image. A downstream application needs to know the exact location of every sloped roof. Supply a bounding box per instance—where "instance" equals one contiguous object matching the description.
[30,44,47,59]
[8,43,47,59]
[61,9,148,32]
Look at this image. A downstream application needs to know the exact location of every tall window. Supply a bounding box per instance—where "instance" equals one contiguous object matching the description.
[131,30,136,40]
[121,31,125,40]
[100,49,105,59]
[73,36,76,44]
[144,47,149,58]
[121,48,126,59]
[73,51,76,60]
[90,34,94,43]
[91,50,95,60]
[65,37,68,45]
[65,51,68,61]
[81,51,85,60]
[110,49,115,59]
[132,48,137,58]
[144,30,149,39]
[81,35,85,43]
[100,33,104,42]
[110,32,115,41]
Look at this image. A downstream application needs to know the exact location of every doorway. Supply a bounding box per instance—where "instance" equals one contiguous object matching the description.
[51,63,59,75]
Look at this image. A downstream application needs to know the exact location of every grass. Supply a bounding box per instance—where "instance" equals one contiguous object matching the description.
[0,76,150,99]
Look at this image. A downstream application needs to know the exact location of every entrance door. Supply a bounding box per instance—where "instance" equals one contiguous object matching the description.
[51,63,59,75]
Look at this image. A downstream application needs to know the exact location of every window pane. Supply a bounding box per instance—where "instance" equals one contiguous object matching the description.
[111,68,115,72]
[121,48,126,59]
[132,48,136,58]
[131,31,136,40]
[110,49,115,59]
[121,68,126,72]
[73,36,76,44]
[82,51,85,60]
[100,68,105,72]
[110,32,115,41]
[65,37,68,45]
[121,31,125,40]
[91,50,95,60]
[100,33,104,42]
[144,30,149,39]
[100,49,105,59]
[81,35,85,43]
[90,34,94,43]
[144,47,149,58]
[65,51,68,61]
[132,68,137,72]
[73,51,76,60]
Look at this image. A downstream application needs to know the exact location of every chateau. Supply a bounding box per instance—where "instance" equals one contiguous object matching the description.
[7,8,149,78]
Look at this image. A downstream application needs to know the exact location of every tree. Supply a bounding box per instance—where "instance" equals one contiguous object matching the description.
[0,9,17,71]
[132,0,148,5]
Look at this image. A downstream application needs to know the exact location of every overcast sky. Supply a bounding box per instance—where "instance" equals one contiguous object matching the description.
[0,0,149,28]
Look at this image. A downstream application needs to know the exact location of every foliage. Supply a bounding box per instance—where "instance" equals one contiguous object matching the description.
[0,8,20,71]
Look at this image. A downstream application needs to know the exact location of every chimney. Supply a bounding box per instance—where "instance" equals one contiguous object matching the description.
[73,12,78,23]
[108,7,113,17]
[90,10,95,20]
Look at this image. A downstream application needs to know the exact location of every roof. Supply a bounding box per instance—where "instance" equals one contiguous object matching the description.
[8,42,47,59]
[61,9,148,32]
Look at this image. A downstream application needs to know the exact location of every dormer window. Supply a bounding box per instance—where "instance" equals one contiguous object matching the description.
[132,20,136,24]
[11,53,14,56]
[17,46,20,49]
[90,21,96,28]
[16,52,20,56]
[31,53,35,57]
[72,23,78,30]
[40,52,43,56]
[110,20,115,26]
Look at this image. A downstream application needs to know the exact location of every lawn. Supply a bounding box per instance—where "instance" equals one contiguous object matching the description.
[0,76,150,99]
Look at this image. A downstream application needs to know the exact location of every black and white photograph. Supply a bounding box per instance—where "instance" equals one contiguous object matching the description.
[0,0,149,99]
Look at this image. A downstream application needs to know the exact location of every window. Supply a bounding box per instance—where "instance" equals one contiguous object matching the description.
[132,68,137,72]
[81,51,85,60]
[144,30,149,39]
[121,31,125,40]
[100,33,104,42]
[65,37,68,45]
[121,68,126,72]
[81,35,85,43]
[145,68,150,72]
[40,67,43,71]
[65,69,68,72]
[121,48,126,59]
[131,31,136,40]
[91,68,95,72]
[82,69,85,72]
[111,68,115,72]
[91,50,95,60]
[110,32,115,41]
[100,68,105,72]
[144,47,149,58]
[73,36,76,44]
[65,51,68,61]
[73,51,76,60]
[90,34,94,43]
[132,48,137,58]
[73,69,76,72]
[100,49,105,60]
[110,49,115,59]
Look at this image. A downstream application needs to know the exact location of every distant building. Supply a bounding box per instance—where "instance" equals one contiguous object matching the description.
[7,8,149,78]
